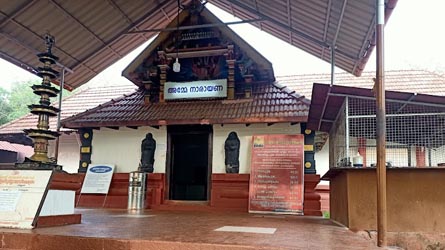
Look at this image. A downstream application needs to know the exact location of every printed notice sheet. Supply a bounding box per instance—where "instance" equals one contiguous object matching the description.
[81,164,115,194]
[0,170,53,229]
[249,134,304,214]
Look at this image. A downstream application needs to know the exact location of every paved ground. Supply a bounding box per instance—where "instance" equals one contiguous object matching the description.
[0,209,382,250]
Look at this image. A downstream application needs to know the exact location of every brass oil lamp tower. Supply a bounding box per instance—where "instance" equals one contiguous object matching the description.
[20,34,61,169]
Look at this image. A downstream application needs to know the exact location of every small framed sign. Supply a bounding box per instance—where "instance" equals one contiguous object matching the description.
[80,164,115,194]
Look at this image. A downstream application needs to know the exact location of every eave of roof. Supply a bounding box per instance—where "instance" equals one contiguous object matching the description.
[62,82,309,128]
[0,141,33,155]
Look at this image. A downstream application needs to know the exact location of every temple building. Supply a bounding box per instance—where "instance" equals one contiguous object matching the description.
[60,3,321,214]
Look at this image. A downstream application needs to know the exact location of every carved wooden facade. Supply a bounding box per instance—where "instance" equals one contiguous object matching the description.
[123,2,275,103]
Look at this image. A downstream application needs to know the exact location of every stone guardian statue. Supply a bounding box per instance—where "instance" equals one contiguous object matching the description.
[224,131,240,173]
[139,133,156,173]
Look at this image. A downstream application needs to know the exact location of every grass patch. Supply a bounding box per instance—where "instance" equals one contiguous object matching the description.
[322,211,330,219]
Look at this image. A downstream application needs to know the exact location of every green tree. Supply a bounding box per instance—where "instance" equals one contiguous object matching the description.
[1,80,73,125]
[0,86,12,125]
[7,80,40,121]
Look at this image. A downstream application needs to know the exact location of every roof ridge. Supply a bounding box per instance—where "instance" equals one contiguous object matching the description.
[275,71,354,78]
[272,82,310,105]
[275,69,445,79]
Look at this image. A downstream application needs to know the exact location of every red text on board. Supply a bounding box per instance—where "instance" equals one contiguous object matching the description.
[249,134,304,214]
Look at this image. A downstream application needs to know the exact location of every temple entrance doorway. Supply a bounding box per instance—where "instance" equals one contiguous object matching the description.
[167,125,212,201]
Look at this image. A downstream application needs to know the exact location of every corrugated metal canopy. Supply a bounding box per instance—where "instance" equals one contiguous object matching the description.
[307,83,445,134]
[0,0,397,90]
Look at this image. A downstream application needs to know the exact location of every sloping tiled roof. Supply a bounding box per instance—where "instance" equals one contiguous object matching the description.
[277,70,445,100]
[0,141,33,157]
[0,85,137,134]
[62,83,309,128]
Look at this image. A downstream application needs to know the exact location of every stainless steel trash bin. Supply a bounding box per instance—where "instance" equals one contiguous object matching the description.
[127,171,146,210]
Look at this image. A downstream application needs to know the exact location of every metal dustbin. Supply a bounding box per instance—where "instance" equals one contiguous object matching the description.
[127,171,146,210]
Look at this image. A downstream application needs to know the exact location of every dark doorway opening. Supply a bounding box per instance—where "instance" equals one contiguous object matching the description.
[167,125,212,201]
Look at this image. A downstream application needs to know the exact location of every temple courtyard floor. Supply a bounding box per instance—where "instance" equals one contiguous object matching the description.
[0,208,425,250]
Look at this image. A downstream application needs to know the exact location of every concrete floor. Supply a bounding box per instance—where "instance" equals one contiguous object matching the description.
[0,209,381,250]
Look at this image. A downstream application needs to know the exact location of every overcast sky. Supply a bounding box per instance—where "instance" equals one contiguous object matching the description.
[0,1,444,91]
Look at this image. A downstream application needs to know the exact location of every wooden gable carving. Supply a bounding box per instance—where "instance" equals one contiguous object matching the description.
[122,2,274,103]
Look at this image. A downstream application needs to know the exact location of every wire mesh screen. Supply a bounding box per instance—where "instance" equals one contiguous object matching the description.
[330,96,445,168]
[331,102,348,167]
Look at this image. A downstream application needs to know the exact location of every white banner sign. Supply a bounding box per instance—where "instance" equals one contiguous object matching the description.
[0,169,53,229]
[81,164,115,194]
[164,79,227,100]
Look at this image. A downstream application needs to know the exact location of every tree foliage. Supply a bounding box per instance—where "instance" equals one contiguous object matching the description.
[0,80,72,126]
[0,86,13,125]
[7,80,40,122]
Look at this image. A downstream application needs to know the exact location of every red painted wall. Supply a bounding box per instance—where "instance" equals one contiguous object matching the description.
[50,172,321,215]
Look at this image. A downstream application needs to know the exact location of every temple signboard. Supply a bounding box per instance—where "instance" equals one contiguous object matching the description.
[164,79,227,100]
[81,164,115,194]
[0,169,53,229]
[249,134,304,214]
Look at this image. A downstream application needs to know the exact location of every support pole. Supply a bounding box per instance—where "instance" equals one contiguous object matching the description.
[345,96,350,163]
[330,44,335,86]
[54,67,65,163]
[376,0,387,246]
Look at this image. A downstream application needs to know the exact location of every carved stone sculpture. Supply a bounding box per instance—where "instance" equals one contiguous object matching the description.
[224,131,240,173]
[140,133,156,173]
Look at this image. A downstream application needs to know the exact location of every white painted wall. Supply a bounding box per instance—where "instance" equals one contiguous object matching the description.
[212,123,301,174]
[88,123,333,174]
[315,138,330,177]
[91,127,167,173]
[48,134,80,173]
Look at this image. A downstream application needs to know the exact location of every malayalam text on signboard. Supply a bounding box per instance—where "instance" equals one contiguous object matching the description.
[164,79,227,100]
[0,170,53,229]
[249,134,304,214]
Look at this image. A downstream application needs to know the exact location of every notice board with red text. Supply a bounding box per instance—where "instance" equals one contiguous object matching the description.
[249,134,304,214]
